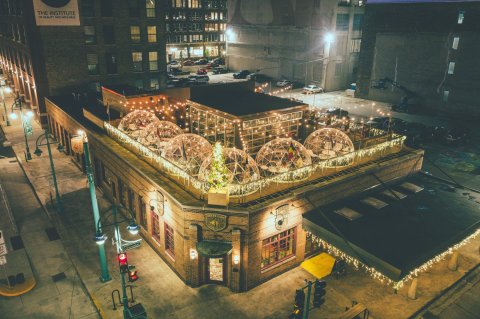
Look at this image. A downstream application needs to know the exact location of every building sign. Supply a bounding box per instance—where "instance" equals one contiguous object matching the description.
[205,213,227,232]
[33,0,80,26]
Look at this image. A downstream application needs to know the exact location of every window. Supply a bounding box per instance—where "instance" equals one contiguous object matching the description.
[452,36,459,50]
[84,26,96,44]
[314,0,320,9]
[351,39,361,53]
[86,54,99,75]
[118,180,126,207]
[448,62,455,75]
[151,211,161,243]
[164,222,174,257]
[103,25,115,44]
[172,0,185,8]
[189,0,200,8]
[139,196,148,229]
[457,10,464,24]
[336,13,349,31]
[261,227,296,269]
[134,79,144,89]
[132,52,143,72]
[127,188,135,212]
[150,78,159,90]
[352,14,363,31]
[82,0,95,17]
[106,53,117,74]
[146,0,156,17]
[147,26,157,43]
[149,51,158,71]
[443,90,449,103]
[335,62,343,76]
[128,0,140,17]
[130,26,141,43]
[100,0,113,17]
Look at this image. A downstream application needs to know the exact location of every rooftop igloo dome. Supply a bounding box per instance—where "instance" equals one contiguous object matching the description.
[162,134,212,175]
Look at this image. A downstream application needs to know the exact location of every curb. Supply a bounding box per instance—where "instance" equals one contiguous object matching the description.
[13,149,106,319]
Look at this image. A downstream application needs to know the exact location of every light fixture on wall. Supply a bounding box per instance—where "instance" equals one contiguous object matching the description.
[190,249,197,260]
[233,255,240,265]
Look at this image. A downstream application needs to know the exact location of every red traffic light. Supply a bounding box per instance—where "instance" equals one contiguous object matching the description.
[118,253,128,265]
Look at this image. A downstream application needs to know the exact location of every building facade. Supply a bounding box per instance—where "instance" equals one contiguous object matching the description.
[0,0,167,123]
[166,0,227,61]
[356,0,480,116]
[44,83,424,292]
[226,0,364,91]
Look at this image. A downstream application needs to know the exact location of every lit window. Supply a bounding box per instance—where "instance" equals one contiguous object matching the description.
[130,26,141,43]
[443,90,449,102]
[132,52,143,72]
[457,10,464,24]
[452,36,459,50]
[448,62,455,75]
[147,26,157,43]
[84,26,96,44]
[86,54,99,75]
[164,222,175,257]
[149,51,158,71]
[146,0,156,17]
[261,227,296,269]
[150,78,159,90]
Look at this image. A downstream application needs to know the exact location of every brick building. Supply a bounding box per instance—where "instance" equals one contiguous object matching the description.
[356,0,480,115]
[44,82,443,292]
[0,0,167,124]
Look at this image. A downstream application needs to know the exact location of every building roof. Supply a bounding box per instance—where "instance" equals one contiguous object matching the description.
[189,87,304,117]
[303,173,480,281]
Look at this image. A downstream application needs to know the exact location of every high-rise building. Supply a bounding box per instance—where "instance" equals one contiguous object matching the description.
[166,0,227,61]
[0,0,167,123]
[356,0,480,115]
[226,0,364,91]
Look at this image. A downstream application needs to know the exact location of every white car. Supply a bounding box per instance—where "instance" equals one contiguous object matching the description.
[276,80,292,87]
[302,84,323,94]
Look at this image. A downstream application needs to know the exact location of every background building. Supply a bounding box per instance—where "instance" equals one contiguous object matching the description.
[356,0,480,115]
[226,0,364,91]
[166,0,227,61]
[0,0,167,123]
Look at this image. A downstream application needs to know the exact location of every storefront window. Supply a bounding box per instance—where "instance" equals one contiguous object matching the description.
[261,227,296,269]
[151,211,161,243]
[165,222,174,257]
[139,195,148,229]
[305,232,321,257]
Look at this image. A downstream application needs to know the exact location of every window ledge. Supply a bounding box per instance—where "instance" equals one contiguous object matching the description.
[165,250,175,262]
[261,255,296,274]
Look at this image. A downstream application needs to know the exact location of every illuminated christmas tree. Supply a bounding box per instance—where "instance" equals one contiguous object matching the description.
[208,142,229,191]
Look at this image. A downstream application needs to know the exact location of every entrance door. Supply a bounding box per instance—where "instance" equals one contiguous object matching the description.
[207,257,225,284]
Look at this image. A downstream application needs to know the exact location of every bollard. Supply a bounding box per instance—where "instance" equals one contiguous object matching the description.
[407,278,418,300]
[448,251,459,271]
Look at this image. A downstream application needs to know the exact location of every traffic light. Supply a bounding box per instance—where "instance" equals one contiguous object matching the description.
[289,289,305,319]
[117,252,129,273]
[312,280,327,308]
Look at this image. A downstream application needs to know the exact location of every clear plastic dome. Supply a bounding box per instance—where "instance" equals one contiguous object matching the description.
[256,138,312,175]
[138,121,183,152]
[118,110,159,138]
[304,128,354,160]
[162,134,212,175]
[199,148,260,185]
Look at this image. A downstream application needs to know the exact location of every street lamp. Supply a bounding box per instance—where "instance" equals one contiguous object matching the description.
[0,85,12,126]
[33,128,65,213]
[9,94,33,160]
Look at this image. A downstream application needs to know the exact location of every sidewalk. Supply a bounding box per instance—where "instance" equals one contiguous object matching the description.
[1,92,479,319]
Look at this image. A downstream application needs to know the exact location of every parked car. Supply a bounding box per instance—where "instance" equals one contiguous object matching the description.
[212,57,225,65]
[212,67,229,74]
[188,75,209,84]
[182,60,194,66]
[247,73,270,83]
[171,77,190,87]
[168,60,179,65]
[233,70,250,79]
[366,117,389,129]
[326,108,349,118]
[276,79,292,87]
[302,84,323,94]
[206,62,219,69]
[194,59,208,65]
[197,68,208,75]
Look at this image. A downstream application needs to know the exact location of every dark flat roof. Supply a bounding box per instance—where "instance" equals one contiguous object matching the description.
[303,173,480,281]
[189,89,304,117]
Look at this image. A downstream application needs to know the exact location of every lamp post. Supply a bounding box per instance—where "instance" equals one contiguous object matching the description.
[33,128,64,213]
[0,85,11,126]
[81,130,111,283]
[9,94,33,160]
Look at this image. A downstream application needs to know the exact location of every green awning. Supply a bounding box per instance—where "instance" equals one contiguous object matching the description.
[196,240,232,258]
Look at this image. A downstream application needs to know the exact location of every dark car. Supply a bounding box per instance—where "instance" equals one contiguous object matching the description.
[212,57,225,65]
[194,59,208,65]
[197,68,208,75]
[366,117,389,129]
[206,61,219,69]
[233,70,250,79]
[168,60,179,65]
[212,67,229,74]
[182,60,194,66]
[247,73,271,83]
